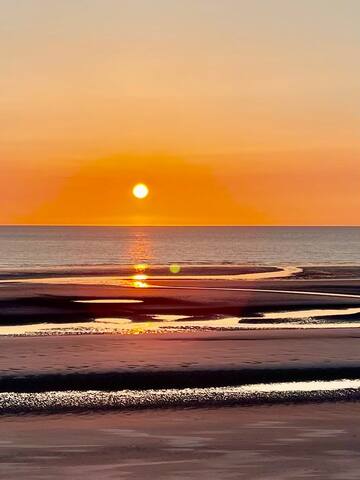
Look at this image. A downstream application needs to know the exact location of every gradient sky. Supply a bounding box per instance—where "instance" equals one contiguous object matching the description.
[1,0,359,225]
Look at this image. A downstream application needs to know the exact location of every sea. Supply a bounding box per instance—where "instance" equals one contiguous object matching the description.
[0,226,359,268]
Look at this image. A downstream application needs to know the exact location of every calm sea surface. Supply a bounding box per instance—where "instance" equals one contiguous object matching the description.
[0,226,359,268]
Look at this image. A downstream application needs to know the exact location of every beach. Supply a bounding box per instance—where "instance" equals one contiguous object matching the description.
[1,263,360,477]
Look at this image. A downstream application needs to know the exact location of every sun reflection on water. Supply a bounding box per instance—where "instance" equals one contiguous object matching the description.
[131,273,149,288]
[124,228,152,266]
[134,263,148,273]
[132,273,148,281]
[132,280,149,288]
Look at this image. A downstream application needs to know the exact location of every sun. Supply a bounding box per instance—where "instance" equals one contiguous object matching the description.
[132,183,149,199]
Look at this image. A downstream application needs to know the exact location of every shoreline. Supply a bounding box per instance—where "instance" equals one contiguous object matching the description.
[2,264,360,281]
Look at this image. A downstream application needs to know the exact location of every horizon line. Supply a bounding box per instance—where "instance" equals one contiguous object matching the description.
[1,224,360,228]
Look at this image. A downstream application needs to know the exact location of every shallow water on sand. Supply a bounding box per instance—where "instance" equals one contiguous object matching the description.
[1,306,360,336]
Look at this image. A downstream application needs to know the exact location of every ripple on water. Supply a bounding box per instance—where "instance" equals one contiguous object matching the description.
[1,379,360,414]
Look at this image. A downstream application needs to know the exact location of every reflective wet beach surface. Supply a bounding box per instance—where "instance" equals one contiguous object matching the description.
[2,402,360,479]
[1,268,360,477]
[3,263,360,337]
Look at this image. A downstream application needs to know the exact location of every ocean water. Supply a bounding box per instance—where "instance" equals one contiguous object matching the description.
[0,226,359,268]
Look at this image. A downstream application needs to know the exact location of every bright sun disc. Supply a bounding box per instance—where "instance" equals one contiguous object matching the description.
[132,183,149,199]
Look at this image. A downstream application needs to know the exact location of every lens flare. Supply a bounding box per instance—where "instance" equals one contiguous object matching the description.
[169,264,181,274]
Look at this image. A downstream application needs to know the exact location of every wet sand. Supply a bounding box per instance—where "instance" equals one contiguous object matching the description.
[2,266,360,325]
[2,266,360,477]
[1,328,360,394]
[1,403,360,479]
[2,266,360,390]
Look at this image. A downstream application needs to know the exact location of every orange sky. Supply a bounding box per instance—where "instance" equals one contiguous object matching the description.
[1,1,360,225]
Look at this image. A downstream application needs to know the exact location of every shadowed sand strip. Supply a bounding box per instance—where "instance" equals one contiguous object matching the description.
[2,365,360,393]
